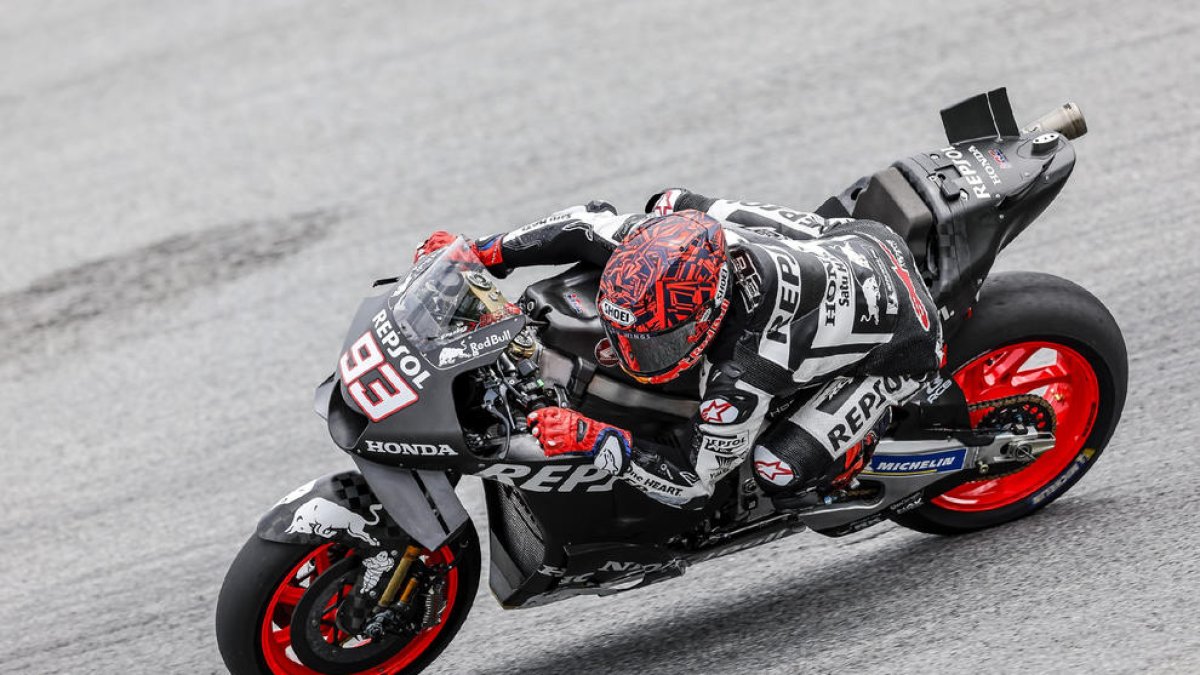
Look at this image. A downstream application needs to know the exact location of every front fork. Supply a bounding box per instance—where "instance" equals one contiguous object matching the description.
[377,545,424,609]
[347,540,458,639]
[358,544,439,640]
[255,464,470,638]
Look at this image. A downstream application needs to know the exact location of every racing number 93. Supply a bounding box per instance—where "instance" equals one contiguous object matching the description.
[339,332,418,421]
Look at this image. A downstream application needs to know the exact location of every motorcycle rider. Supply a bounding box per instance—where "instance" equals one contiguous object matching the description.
[415,189,943,509]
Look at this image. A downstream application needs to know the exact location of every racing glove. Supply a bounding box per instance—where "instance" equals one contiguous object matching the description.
[413,230,506,272]
[413,230,457,262]
[527,407,632,472]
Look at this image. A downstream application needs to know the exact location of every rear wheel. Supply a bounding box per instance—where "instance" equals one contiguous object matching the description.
[892,272,1127,535]
[216,525,479,675]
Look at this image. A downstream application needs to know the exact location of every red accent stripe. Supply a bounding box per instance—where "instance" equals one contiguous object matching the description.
[868,236,931,331]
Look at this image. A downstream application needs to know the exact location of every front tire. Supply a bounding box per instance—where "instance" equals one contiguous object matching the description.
[216,525,479,675]
[892,272,1128,535]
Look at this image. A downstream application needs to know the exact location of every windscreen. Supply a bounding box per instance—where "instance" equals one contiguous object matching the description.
[389,238,521,354]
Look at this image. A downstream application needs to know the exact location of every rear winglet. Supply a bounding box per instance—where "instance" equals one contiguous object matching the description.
[940,87,1020,144]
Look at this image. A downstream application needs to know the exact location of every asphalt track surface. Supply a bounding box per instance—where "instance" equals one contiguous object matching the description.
[1,1,1198,673]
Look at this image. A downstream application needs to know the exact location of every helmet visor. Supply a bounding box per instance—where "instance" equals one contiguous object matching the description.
[604,313,704,377]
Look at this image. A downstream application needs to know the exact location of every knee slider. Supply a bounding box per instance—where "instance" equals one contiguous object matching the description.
[752,431,834,493]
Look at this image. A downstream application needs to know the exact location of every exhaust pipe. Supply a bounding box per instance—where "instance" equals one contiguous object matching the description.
[1023,102,1088,139]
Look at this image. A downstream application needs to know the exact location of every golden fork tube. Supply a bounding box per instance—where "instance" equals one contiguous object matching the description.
[398,577,421,605]
[378,545,422,608]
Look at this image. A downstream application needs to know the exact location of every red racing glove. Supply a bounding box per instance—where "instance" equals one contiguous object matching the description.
[413,231,506,271]
[527,407,632,462]
[413,230,458,262]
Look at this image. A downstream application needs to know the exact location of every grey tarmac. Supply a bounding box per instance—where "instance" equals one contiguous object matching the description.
[1,1,1197,673]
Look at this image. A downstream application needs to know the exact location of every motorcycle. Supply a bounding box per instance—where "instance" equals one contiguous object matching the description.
[216,88,1127,675]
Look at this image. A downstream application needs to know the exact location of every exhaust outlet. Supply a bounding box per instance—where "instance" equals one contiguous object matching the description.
[1023,102,1088,140]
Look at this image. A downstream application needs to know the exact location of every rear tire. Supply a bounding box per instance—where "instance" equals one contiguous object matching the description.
[216,525,479,675]
[891,272,1128,535]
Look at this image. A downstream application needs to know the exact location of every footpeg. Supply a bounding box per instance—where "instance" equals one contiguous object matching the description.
[770,491,820,512]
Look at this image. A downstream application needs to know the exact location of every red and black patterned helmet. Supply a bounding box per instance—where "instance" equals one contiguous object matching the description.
[597,210,730,384]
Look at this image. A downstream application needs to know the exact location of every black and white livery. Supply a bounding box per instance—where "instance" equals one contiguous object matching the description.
[216,90,1128,675]
[478,189,943,506]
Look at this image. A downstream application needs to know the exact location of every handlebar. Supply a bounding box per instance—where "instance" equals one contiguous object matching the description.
[1023,102,1088,140]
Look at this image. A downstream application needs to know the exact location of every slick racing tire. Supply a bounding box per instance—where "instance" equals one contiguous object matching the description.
[216,524,480,675]
[891,272,1128,535]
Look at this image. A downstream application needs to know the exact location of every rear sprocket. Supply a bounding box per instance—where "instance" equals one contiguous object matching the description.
[962,394,1057,481]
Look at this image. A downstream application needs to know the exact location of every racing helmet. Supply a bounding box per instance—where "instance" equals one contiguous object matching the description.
[596,210,731,384]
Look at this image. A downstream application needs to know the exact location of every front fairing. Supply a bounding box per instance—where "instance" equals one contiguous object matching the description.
[315,239,526,469]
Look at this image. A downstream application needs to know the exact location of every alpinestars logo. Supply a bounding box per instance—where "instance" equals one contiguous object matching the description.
[700,398,738,424]
[652,189,682,216]
[748,441,796,482]
[753,446,795,486]
[755,461,795,483]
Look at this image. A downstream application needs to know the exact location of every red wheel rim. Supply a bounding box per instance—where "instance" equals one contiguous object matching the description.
[932,341,1100,512]
[259,544,459,675]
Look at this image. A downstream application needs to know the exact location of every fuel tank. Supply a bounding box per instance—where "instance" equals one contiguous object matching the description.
[520,266,700,436]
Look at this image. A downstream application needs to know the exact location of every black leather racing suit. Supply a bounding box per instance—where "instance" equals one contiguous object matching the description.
[476,189,944,509]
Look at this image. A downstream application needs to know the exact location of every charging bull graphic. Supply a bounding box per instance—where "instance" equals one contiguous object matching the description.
[860,276,882,325]
[439,345,470,367]
[285,497,383,546]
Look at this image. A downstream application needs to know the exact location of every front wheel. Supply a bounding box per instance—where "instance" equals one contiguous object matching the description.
[216,525,480,675]
[892,272,1128,535]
